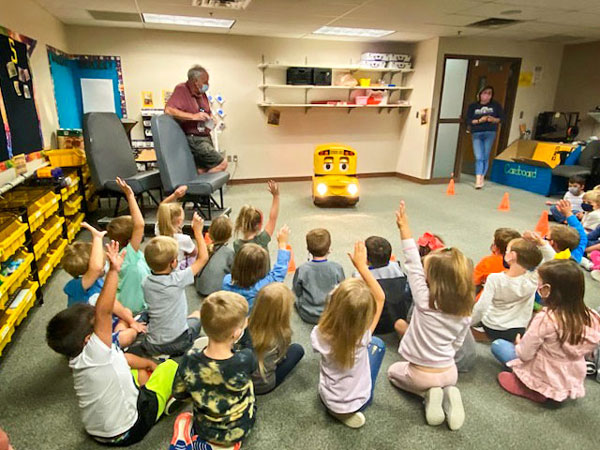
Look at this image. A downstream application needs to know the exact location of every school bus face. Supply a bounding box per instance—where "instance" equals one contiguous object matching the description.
[312,144,359,206]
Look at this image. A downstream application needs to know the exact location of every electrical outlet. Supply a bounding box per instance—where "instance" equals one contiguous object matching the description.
[233,155,238,163]
[227,155,232,162]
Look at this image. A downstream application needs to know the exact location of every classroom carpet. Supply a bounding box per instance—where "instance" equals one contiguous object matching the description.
[0,176,598,450]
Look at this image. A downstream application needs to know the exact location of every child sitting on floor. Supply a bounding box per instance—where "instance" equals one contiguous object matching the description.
[491,259,600,403]
[473,228,521,292]
[196,215,235,297]
[223,225,291,309]
[579,190,600,232]
[471,237,552,343]
[362,235,411,336]
[546,174,586,223]
[170,291,256,450]
[233,180,280,261]
[249,283,305,394]
[47,240,179,447]
[106,177,151,315]
[311,241,386,429]
[61,222,144,349]
[293,228,345,324]
[387,201,473,431]
[156,185,198,270]
[141,213,208,357]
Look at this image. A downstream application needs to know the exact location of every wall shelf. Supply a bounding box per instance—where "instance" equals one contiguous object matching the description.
[259,84,413,91]
[258,102,410,114]
[258,63,413,74]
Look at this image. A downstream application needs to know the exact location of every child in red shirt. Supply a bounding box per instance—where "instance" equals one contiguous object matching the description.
[474,228,521,294]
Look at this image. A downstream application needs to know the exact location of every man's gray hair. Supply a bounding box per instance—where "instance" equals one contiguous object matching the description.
[187,65,208,81]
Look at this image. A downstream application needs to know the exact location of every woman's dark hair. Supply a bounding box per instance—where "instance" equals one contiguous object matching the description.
[477,85,494,102]
[46,304,95,358]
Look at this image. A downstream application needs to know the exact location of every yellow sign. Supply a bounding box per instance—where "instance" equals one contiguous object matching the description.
[141,91,154,108]
[518,71,533,87]
[162,90,173,106]
[13,154,26,175]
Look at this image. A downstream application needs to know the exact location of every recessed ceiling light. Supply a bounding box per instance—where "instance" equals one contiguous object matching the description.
[313,26,395,38]
[501,9,522,15]
[143,13,235,28]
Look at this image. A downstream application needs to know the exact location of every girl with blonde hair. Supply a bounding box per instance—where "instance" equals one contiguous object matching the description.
[388,201,474,431]
[248,283,304,394]
[155,185,197,270]
[311,241,386,429]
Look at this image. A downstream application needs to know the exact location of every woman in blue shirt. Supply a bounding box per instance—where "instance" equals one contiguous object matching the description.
[466,86,505,189]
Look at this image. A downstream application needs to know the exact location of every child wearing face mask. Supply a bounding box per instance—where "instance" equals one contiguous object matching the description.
[579,190,600,232]
[546,175,585,224]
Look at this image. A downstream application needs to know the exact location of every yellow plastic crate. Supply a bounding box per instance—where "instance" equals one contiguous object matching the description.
[33,216,65,259]
[0,251,33,307]
[87,194,99,212]
[64,195,83,217]
[0,313,16,356]
[38,239,67,286]
[66,212,85,243]
[0,218,28,263]
[60,177,80,202]
[0,190,60,233]
[84,183,96,200]
[7,279,39,327]
[44,148,86,167]
[82,164,91,182]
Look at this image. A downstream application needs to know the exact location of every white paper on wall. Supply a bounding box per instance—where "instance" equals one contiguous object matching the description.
[81,78,116,113]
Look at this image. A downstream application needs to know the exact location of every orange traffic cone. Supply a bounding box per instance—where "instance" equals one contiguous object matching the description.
[535,210,550,238]
[446,178,455,196]
[498,192,510,211]
[286,244,296,273]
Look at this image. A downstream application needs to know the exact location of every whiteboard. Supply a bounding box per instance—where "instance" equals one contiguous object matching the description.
[81,78,116,114]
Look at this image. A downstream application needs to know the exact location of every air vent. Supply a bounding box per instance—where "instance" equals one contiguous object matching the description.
[88,10,142,22]
[467,17,522,28]
[192,0,251,9]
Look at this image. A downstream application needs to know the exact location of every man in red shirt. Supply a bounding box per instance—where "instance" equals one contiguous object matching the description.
[165,65,228,173]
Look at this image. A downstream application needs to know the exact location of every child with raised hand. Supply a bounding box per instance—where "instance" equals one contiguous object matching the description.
[196,215,235,297]
[249,283,305,394]
[169,291,256,450]
[293,228,345,324]
[311,241,386,429]
[233,180,280,258]
[546,174,586,223]
[62,222,144,348]
[471,236,552,343]
[47,241,179,446]
[106,177,151,314]
[387,201,473,431]
[141,212,208,357]
[156,185,198,270]
[491,259,600,403]
[223,225,291,309]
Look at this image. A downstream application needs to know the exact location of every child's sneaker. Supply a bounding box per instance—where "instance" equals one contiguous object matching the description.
[442,386,465,431]
[169,412,194,450]
[327,410,366,428]
[166,396,190,416]
[424,387,444,426]
[194,336,209,351]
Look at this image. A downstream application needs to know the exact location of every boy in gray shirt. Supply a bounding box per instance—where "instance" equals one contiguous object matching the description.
[141,213,208,356]
[293,229,344,324]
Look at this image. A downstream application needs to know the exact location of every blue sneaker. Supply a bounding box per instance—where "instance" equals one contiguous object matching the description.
[169,412,194,450]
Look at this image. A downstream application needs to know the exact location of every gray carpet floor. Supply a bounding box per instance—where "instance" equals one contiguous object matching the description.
[1,176,599,450]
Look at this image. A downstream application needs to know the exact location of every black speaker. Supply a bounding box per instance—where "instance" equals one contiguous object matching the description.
[286,67,313,85]
[313,68,332,86]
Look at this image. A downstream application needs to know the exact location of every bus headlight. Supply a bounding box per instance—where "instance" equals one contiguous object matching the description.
[317,183,328,196]
[347,183,358,196]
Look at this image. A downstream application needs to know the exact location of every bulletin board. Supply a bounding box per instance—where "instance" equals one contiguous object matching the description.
[47,46,127,129]
[0,26,42,161]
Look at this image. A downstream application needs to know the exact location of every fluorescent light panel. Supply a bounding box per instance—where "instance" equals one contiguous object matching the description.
[313,26,394,37]
[143,13,235,29]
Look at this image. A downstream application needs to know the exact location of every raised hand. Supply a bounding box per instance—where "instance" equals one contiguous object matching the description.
[105,240,124,272]
[81,221,107,240]
[556,199,573,218]
[348,240,367,270]
[116,177,134,198]
[191,212,204,234]
[267,180,280,197]
[276,224,290,248]
[174,185,188,199]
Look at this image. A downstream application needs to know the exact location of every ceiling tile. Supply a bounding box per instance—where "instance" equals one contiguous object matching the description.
[490,0,599,11]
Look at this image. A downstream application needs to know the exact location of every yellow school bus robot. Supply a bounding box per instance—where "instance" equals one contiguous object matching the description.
[312,144,359,207]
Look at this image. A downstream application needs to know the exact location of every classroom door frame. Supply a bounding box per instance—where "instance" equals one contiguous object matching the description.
[430,54,521,181]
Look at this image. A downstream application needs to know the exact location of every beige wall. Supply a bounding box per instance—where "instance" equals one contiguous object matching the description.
[395,37,439,178]
[66,26,414,180]
[554,41,600,139]
[0,0,69,148]
[425,37,564,178]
